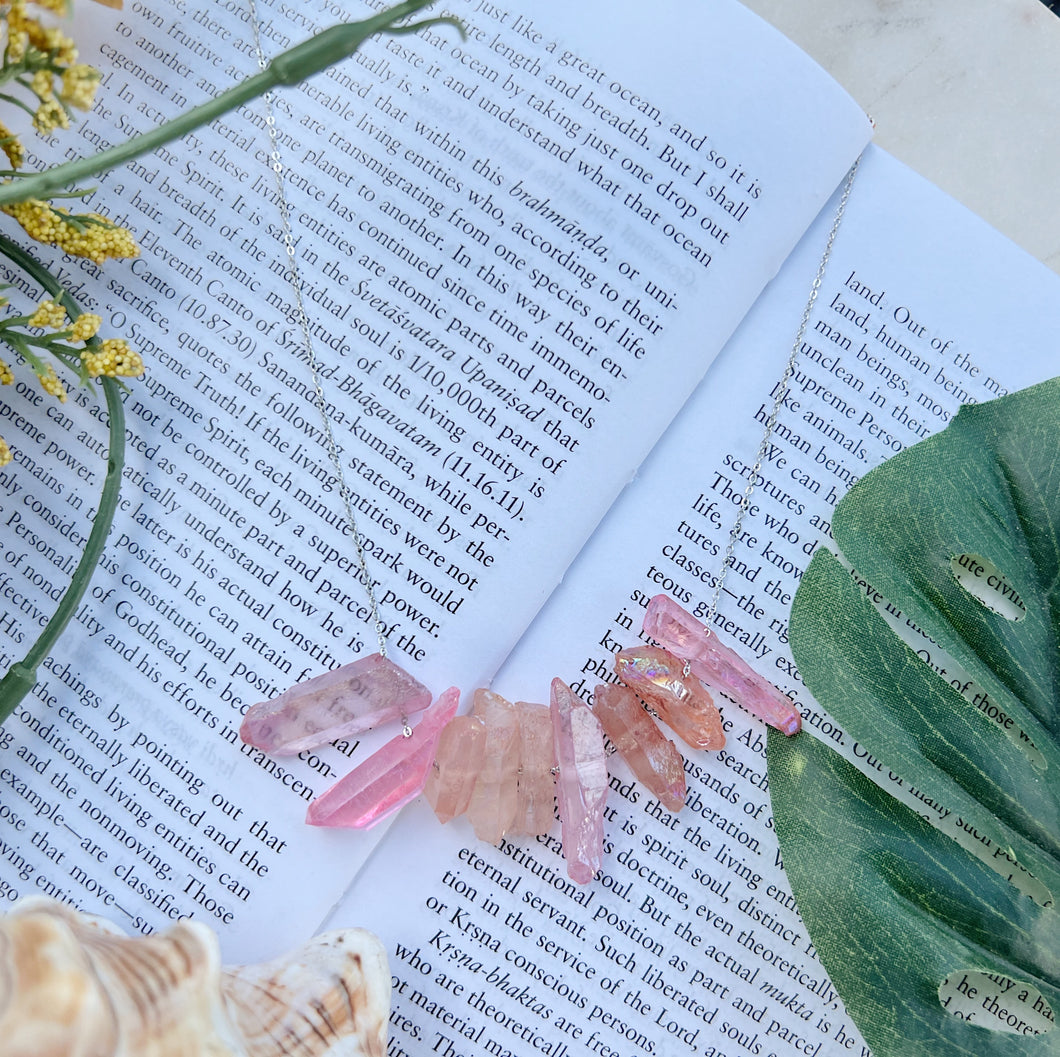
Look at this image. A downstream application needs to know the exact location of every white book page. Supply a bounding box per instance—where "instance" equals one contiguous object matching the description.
[334,145,1060,1057]
[0,0,869,962]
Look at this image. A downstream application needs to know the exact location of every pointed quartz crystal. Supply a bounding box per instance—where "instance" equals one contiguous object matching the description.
[592,683,686,812]
[550,678,608,884]
[643,593,801,734]
[306,687,460,829]
[466,689,520,845]
[512,702,556,837]
[239,653,431,755]
[614,646,726,751]
[425,713,487,824]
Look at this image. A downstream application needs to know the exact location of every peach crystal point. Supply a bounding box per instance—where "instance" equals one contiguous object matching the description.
[466,689,520,845]
[592,683,686,812]
[550,678,608,884]
[425,713,486,824]
[643,593,801,734]
[513,702,556,837]
[239,653,432,755]
[614,646,726,750]
[306,687,460,829]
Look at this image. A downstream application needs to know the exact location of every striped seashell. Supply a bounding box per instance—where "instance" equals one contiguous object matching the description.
[0,897,388,1057]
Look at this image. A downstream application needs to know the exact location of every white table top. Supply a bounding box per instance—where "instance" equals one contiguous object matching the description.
[744,0,1060,272]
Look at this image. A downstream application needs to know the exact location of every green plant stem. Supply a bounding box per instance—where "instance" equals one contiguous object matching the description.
[0,0,451,205]
[0,233,125,723]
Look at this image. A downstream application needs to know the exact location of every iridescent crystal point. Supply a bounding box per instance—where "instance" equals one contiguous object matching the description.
[466,689,520,845]
[592,683,686,812]
[306,687,460,829]
[513,702,556,837]
[425,713,486,824]
[643,593,801,734]
[240,653,432,755]
[614,646,726,750]
[550,678,608,884]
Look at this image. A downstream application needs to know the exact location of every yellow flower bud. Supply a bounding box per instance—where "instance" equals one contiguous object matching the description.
[27,299,67,329]
[30,70,51,100]
[0,120,25,169]
[81,338,144,379]
[60,65,99,111]
[33,95,69,135]
[69,312,102,342]
[38,364,66,401]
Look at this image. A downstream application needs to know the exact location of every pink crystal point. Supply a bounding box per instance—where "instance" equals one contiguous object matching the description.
[425,713,487,824]
[512,702,556,837]
[240,653,431,755]
[592,683,686,813]
[643,593,801,735]
[614,646,726,751]
[550,678,608,884]
[306,687,460,829]
[466,689,520,845]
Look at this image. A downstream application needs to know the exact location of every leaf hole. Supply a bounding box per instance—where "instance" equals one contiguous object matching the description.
[945,816,1054,906]
[938,970,1054,1035]
[950,553,1027,621]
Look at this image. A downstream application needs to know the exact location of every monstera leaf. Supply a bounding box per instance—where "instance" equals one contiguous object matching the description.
[768,376,1060,1056]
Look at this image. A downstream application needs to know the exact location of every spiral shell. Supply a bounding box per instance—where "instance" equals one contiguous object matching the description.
[0,897,389,1057]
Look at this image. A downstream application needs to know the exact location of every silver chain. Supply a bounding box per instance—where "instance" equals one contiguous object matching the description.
[247,0,391,665]
[702,155,862,630]
[247,0,861,661]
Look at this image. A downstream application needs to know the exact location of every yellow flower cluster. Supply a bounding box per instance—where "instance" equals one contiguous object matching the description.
[27,297,65,328]
[1,0,96,146]
[0,119,23,169]
[3,199,139,263]
[0,3,144,470]
[30,69,68,135]
[7,299,141,408]
[60,64,99,111]
[81,337,143,379]
[69,312,100,342]
[38,362,64,400]
[7,1,76,65]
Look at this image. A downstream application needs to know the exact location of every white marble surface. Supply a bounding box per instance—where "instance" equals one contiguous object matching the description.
[743,0,1060,272]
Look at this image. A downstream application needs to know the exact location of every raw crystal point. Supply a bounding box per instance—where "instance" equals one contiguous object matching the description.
[306,687,460,830]
[240,653,431,755]
[512,702,556,837]
[614,646,726,751]
[425,714,486,824]
[550,678,608,884]
[643,593,801,734]
[466,689,520,845]
[592,683,686,812]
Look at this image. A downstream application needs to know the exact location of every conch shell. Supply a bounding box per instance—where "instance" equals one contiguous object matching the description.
[0,897,389,1057]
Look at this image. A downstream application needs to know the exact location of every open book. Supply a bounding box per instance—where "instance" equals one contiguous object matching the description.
[2,0,1058,1052]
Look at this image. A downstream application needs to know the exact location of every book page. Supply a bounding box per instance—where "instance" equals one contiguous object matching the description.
[0,0,868,959]
[334,145,1060,1057]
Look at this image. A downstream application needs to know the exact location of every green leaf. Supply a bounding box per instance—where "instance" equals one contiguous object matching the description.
[769,730,1060,1055]
[768,376,1060,1054]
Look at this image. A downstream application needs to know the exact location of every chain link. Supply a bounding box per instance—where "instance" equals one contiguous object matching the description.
[702,155,862,631]
[248,0,390,660]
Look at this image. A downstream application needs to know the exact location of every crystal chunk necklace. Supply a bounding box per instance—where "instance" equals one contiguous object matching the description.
[242,0,861,882]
